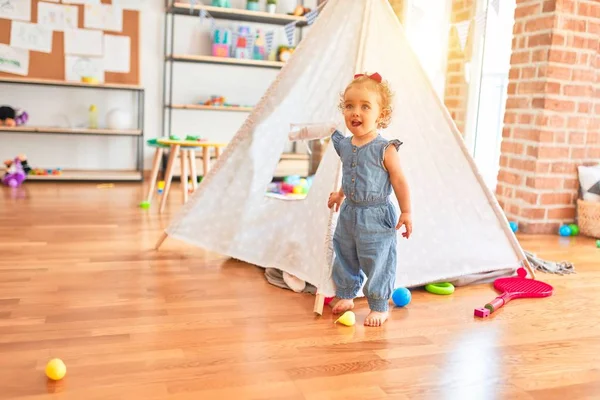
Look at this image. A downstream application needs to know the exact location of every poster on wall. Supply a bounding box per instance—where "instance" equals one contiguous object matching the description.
[65,55,104,82]
[10,21,53,53]
[103,34,129,73]
[37,2,79,31]
[84,4,123,32]
[0,0,31,21]
[64,28,103,56]
[0,43,29,75]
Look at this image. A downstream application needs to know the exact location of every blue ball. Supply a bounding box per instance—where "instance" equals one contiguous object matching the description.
[559,225,572,237]
[509,221,518,233]
[392,287,411,307]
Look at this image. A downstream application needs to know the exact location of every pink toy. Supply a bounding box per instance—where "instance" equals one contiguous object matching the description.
[474,267,553,318]
[2,156,27,188]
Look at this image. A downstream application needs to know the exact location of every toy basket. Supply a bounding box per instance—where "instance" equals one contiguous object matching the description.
[577,199,600,238]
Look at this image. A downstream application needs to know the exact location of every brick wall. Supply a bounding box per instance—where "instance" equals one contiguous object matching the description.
[444,0,476,134]
[496,0,600,234]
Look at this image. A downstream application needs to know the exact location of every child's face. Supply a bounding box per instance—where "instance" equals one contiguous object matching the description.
[342,84,382,137]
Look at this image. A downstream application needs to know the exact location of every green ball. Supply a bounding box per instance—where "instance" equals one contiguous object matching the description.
[139,201,150,209]
[568,224,579,236]
[596,240,600,248]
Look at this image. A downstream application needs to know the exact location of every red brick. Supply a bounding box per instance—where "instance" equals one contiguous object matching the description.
[516,190,539,205]
[551,162,578,174]
[508,204,521,217]
[579,53,589,64]
[556,0,575,13]
[528,32,552,47]
[578,2,600,18]
[535,162,552,173]
[536,114,566,128]
[532,98,545,109]
[509,158,537,172]
[518,81,545,94]
[532,49,550,62]
[587,132,600,144]
[560,17,587,32]
[548,49,578,64]
[544,82,561,94]
[579,102,592,113]
[519,113,535,124]
[525,15,555,32]
[572,69,595,82]
[547,207,576,220]
[538,146,569,159]
[502,126,512,138]
[521,207,547,219]
[568,131,586,144]
[564,84,592,97]
[567,117,589,131]
[513,127,540,141]
[527,145,539,158]
[588,21,600,35]
[504,112,518,124]
[520,222,561,234]
[543,99,576,112]
[508,82,517,95]
[498,170,524,186]
[551,32,566,46]
[511,50,531,65]
[540,192,573,205]
[506,97,530,109]
[595,103,600,113]
[587,148,600,159]
[516,3,542,18]
[542,0,556,12]
[526,176,563,189]
[522,67,537,79]
[514,21,524,35]
[563,178,579,190]
[509,67,520,80]
[570,147,586,159]
[543,65,571,80]
[501,141,525,155]
[499,155,510,168]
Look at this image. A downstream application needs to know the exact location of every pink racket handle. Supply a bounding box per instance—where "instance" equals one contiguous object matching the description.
[485,296,505,313]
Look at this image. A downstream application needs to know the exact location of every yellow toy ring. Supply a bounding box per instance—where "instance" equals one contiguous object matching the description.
[425,282,455,295]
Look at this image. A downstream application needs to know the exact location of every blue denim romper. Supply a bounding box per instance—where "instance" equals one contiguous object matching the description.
[331,130,403,312]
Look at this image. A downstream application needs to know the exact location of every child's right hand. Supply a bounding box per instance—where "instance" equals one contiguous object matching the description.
[328,192,344,211]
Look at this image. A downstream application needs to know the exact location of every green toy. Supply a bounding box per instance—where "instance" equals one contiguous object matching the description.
[425,282,455,295]
[568,224,580,236]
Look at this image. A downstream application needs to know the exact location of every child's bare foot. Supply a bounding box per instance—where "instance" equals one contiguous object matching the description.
[364,310,389,327]
[330,298,355,314]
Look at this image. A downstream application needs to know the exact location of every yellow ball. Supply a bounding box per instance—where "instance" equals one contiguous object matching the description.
[45,358,66,381]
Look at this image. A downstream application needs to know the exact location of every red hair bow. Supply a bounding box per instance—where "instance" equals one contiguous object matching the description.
[354,72,382,83]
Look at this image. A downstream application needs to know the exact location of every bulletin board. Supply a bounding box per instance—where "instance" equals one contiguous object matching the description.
[0,0,139,86]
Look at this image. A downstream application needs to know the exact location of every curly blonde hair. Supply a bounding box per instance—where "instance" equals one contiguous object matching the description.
[338,73,394,129]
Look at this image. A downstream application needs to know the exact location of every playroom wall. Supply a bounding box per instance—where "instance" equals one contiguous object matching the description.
[0,0,316,171]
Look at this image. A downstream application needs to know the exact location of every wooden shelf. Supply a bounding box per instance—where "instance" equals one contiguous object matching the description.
[0,126,142,136]
[169,104,253,112]
[169,2,307,26]
[0,77,143,91]
[24,170,142,182]
[168,54,285,68]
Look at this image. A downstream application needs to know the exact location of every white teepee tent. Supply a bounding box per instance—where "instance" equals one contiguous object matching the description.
[156,0,532,313]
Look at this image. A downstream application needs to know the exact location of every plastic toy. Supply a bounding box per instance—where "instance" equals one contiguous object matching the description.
[246,0,259,11]
[474,267,553,318]
[0,105,28,127]
[596,240,600,248]
[277,46,295,62]
[288,5,312,16]
[558,225,572,236]
[212,27,232,58]
[45,358,66,381]
[211,0,231,7]
[425,282,455,295]
[509,221,518,233]
[2,155,29,188]
[334,311,355,326]
[234,26,251,59]
[391,287,411,307]
[568,223,579,236]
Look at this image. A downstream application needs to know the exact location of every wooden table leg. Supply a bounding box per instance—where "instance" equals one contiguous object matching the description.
[180,148,189,204]
[188,150,198,191]
[159,144,179,214]
[215,146,221,159]
[145,147,164,204]
[202,147,210,177]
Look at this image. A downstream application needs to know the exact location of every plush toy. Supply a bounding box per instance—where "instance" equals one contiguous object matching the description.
[0,106,29,127]
[2,155,29,188]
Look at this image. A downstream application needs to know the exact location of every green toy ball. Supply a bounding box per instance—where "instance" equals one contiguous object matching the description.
[139,201,150,209]
[568,224,579,236]
[596,240,600,248]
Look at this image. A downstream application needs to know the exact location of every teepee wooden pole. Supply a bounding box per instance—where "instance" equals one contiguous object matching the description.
[154,231,168,250]
[313,0,372,316]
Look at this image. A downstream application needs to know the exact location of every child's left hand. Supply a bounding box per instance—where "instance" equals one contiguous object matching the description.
[396,212,412,239]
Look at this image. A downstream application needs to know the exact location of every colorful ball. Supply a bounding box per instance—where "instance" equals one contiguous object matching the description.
[45,358,66,381]
[596,240,600,248]
[568,224,579,236]
[391,287,411,307]
[558,225,572,237]
[509,221,518,233]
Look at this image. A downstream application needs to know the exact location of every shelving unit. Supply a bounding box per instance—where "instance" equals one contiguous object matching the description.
[161,0,310,176]
[0,78,145,182]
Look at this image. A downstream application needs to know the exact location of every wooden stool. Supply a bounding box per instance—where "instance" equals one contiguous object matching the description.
[144,139,171,206]
[156,139,228,214]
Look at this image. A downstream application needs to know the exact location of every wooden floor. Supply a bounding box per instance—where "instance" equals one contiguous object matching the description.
[1,183,599,400]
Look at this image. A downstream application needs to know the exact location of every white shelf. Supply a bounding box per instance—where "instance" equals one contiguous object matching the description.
[24,170,143,182]
[0,126,142,136]
[168,54,285,68]
[169,104,253,112]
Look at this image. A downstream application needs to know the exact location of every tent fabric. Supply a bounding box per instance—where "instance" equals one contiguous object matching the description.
[164,0,526,297]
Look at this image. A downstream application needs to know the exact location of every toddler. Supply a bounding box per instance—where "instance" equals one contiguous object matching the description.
[327,72,412,327]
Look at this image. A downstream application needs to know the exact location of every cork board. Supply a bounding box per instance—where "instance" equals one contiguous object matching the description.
[0,0,139,85]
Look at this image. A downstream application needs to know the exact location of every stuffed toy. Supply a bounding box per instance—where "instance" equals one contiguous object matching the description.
[0,106,29,127]
[2,155,29,188]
